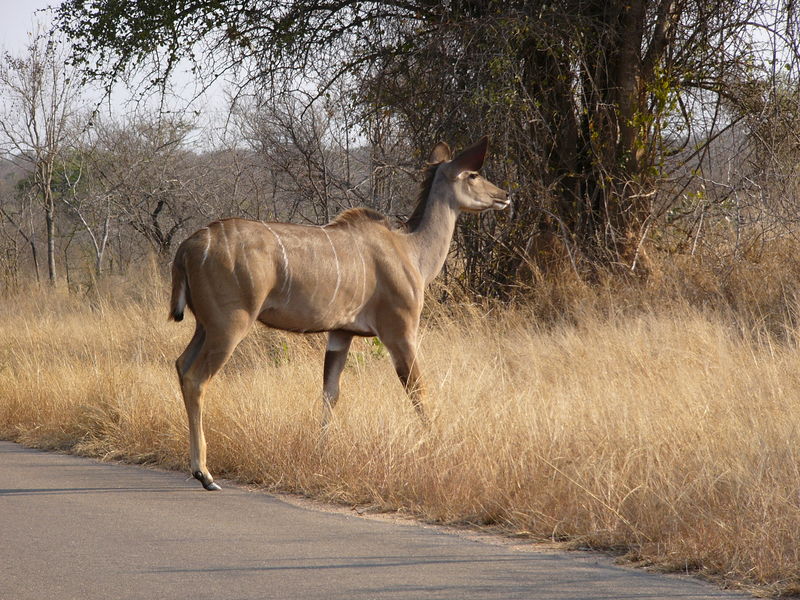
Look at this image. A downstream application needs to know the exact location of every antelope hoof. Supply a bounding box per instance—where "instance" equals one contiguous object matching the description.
[193,471,222,491]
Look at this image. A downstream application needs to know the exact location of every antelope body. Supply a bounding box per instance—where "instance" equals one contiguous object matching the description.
[170,137,510,490]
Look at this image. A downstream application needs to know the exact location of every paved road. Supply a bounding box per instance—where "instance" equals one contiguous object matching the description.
[1,441,749,600]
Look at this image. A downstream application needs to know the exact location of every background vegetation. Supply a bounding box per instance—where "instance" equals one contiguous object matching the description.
[3,1,800,295]
[5,1,800,595]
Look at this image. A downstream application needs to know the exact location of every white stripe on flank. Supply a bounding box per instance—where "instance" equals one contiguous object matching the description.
[218,221,232,263]
[262,223,292,301]
[346,229,367,317]
[358,238,367,310]
[321,227,341,309]
[201,228,211,266]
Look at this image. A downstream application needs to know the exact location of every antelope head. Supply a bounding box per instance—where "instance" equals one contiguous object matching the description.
[429,136,511,214]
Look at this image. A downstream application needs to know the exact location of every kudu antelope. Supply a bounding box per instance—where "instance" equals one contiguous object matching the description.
[170,137,510,490]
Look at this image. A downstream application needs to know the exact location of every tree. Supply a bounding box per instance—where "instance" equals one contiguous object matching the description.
[54,0,800,292]
[0,172,43,284]
[0,29,84,285]
[85,112,202,258]
[231,87,412,225]
[54,149,115,277]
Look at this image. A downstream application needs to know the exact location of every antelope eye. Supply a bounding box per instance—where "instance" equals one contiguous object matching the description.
[468,173,479,180]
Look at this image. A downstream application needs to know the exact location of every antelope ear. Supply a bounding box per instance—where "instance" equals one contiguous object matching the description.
[451,136,488,172]
[428,142,452,164]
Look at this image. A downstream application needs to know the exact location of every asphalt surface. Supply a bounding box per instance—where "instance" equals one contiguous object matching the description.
[0,440,751,600]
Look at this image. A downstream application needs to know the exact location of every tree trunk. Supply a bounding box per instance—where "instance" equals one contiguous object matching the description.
[45,194,57,285]
[29,237,41,284]
[38,160,58,286]
[563,0,651,270]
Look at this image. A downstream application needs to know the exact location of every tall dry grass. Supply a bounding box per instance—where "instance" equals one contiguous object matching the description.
[3,258,800,595]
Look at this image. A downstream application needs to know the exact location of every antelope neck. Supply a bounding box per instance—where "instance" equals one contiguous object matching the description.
[407,176,459,286]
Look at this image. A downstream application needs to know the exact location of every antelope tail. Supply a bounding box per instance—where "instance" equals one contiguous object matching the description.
[169,251,187,322]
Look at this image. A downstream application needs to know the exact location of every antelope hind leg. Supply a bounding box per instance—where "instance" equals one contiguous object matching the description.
[179,315,251,490]
[180,366,222,491]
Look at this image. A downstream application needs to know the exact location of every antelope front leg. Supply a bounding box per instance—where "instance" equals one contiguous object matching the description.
[384,335,427,422]
[321,331,353,428]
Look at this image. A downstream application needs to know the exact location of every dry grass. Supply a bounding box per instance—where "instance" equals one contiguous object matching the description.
[3,262,800,595]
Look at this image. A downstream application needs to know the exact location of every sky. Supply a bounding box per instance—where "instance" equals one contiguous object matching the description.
[0,0,53,53]
[0,0,228,124]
